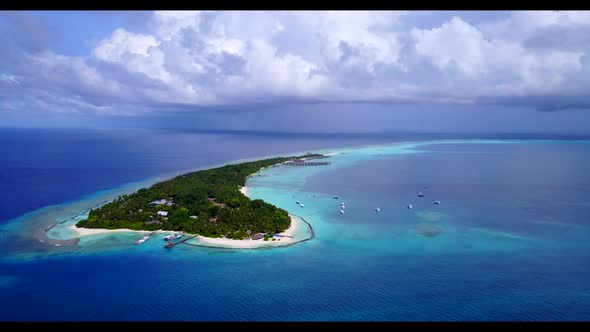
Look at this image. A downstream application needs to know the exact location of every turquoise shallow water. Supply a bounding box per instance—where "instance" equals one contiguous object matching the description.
[1,138,590,320]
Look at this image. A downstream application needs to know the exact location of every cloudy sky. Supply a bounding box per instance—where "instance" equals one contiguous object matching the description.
[1,11,590,134]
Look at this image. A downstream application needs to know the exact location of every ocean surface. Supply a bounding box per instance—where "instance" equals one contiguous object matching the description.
[1,128,589,321]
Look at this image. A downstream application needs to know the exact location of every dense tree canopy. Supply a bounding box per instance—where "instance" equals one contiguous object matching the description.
[77,154,323,239]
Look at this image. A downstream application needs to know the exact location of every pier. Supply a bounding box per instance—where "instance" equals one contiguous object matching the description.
[284,161,331,166]
[165,234,199,248]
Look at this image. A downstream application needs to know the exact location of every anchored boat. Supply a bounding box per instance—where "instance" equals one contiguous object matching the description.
[163,231,183,241]
[136,235,150,245]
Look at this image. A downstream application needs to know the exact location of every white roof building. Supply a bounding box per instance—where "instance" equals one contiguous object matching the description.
[150,199,174,206]
[157,211,168,217]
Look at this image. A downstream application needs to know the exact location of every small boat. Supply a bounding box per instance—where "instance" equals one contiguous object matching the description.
[434,200,441,205]
[164,232,183,241]
[300,204,305,208]
[136,238,146,245]
[418,192,425,198]
[375,208,381,212]
[296,201,300,204]
[341,202,345,205]
[340,209,345,214]
[164,242,174,248]
[407,203,413,209]
[333,196,339,199]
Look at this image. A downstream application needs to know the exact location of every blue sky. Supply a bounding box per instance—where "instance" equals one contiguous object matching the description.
[1,11,590,134]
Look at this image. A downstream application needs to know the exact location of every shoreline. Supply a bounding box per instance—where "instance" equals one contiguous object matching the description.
[63,185,312,249]
[239,186,249,197]
[68,224,151,237]
[191,214,303,249]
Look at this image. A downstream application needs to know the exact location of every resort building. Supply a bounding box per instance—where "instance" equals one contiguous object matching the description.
[252,233,265,240]
[149,199,174,206]
[157,211,168,217]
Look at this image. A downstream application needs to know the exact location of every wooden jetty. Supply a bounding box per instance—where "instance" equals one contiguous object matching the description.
[165,234,199,248]
[284,161,331,166]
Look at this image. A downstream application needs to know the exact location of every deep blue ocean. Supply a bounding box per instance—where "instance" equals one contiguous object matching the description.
[1,128,589,321]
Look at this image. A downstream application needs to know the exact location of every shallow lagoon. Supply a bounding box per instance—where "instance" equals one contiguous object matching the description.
[1,136,590,320]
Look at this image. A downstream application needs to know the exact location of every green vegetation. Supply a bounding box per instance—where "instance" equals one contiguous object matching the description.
[77,153,323,239]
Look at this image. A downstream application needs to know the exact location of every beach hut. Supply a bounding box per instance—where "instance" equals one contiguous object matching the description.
[252,233,265,240]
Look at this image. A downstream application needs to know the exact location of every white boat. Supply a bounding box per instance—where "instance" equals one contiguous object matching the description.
[434,201,441,205]
[136,237,148,245]
[341,202,345,205]
[164,232,183,241]
[296,201,300,204]
[300,204,304,208]
[333,196,339,199]
[407,203,413,209]
[340,209,345,214]
[418,192,425,198]
[375,208,381,212]
[341,204,346,209]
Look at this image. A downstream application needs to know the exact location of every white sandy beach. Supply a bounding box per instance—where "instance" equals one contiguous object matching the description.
[70,214,304,249]
[194,214,302,248]
[239,186,249,196]
[322,152,340,157]
[69,224,150,237]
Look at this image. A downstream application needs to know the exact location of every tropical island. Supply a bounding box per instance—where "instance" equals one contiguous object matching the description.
[76,153,324,242]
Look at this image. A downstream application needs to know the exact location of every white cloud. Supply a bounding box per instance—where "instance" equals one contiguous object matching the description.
[412,17,487,76]
[3,10,590,113]
[0,73,19,85]
[153,11,202,41]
